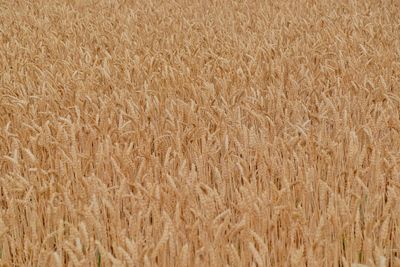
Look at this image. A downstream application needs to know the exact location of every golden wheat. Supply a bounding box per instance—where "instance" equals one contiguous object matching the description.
[1,0,400,266]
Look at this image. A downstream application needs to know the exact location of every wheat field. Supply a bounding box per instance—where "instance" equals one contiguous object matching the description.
[1,0,400,266]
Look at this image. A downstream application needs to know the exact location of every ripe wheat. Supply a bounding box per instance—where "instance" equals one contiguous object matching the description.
[1,0,400,266]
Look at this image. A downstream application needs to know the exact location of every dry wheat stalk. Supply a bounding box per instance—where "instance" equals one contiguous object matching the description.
[0,0,399,266]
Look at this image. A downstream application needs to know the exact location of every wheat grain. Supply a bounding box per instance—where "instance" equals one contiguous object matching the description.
[0,0,399,266]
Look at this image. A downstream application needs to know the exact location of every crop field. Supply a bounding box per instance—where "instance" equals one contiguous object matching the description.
[1,0,400,266]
